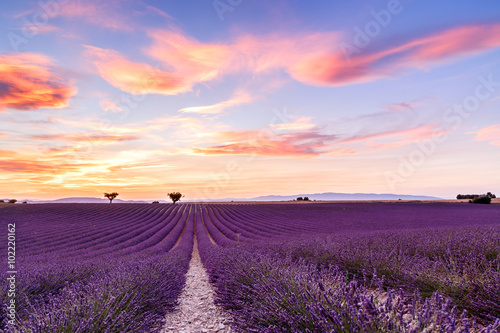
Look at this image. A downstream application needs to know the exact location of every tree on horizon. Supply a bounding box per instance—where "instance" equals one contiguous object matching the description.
[104,192,119,204]
[168,192,184,204]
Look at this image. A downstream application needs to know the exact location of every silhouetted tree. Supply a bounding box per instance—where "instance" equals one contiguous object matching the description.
[152,201,160,204]
[458,192,496,200]
[104,192,119,203]
[0,200,4,203]
[296,197,303,201]
[303,197,310,201]
[8,199,17,204]
[168,192,184,204]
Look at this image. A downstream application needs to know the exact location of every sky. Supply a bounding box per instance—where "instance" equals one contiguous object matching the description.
[0,0,500,201]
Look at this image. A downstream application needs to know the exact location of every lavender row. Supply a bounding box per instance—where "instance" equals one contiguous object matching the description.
[0,203,195,331]
[15,204,178,256]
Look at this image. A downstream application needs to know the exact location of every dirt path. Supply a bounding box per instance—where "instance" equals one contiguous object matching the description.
[162,238,232,333]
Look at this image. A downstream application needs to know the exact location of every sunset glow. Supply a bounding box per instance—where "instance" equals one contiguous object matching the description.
[1,0,499,201]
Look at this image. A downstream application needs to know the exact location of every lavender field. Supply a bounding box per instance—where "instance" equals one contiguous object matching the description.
[1,202,500,332]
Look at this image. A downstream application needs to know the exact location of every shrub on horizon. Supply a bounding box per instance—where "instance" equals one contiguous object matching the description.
[152,201,160,204]
[8,199,17,204]
[471,196,491,204]
[296,197,303,201]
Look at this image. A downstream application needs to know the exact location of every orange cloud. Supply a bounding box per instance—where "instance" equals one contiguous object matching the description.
[292,24,500,86]
[0,53,76,110]
[0,149,94,174]
[468,125,500,146]
[147,29,229,77]
[85,45,189,95]
[30,133,139,144]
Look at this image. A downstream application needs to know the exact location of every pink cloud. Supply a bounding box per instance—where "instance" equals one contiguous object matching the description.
[192,129,339,157]
[192,116,448,157]
[85,45,189,95]
[468,125,500,146]
[54,1,133,31]
[87,30,339,95]
[87,23,500,95]
[0,53,76,110]
[293,24,500,86]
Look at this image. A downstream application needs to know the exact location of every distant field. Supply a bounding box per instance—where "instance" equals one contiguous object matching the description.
[1,202,499,332]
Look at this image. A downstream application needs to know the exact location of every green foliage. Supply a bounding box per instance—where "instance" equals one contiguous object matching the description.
[167,192,184,204]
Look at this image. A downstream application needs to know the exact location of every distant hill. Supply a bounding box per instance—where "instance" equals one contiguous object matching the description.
[24,197,153,204]
[249,192,443,201]
[18,193,442,204]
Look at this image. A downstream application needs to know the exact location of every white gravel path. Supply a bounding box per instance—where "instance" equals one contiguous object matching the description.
[162,239,232,333]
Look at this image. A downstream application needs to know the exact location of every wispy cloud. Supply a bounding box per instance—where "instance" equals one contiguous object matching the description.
[468,125,500,146]
[84,45,189,95]
[100,98,124,113]
[47,0,173,31]
[30,133,139,144]
[270,117,316,131]
[292,24,500,86]
[192,103,449,157]
[0,53,76,111]
[179,90,253,114]
[0,149,95,174]
[192,130,339,157]
[51,1,133,31]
